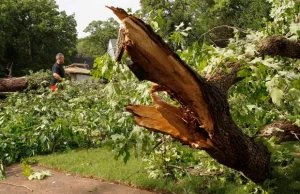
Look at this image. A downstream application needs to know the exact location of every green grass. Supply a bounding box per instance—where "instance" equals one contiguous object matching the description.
[32,145,300,194]
[32,147,210,194]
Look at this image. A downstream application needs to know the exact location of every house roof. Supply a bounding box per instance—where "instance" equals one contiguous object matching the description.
[71,57,95,69]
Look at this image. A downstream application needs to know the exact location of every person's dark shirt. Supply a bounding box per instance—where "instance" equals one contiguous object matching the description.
[50,63,65,85]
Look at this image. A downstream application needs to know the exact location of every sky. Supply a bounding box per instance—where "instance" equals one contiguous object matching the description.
[55,0,141,38]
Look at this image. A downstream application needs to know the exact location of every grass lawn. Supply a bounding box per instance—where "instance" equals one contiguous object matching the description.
[32,147,205,194]
[32,146,247,194]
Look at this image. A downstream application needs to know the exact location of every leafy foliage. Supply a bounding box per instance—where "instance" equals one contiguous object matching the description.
[21,163,34,178]
[76,18,119,57]
[1,73,104,165]
[1,0,300,193]
[91,0,299,192]
[21,162,51,180]
[28,170,52,180]
[0,0,77,77]
[139,0,271,48]
[0,65,154,165]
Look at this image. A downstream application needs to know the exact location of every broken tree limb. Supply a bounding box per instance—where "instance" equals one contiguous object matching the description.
[126,85,213,149]
[0,77,28,92]
[107,6,271,183]
[258,36,300,59]
[107,6,214,136]
[258,120,300,144]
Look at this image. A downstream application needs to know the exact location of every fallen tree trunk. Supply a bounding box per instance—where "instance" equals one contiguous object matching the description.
[107,6,271,183]
[0,77,28,92]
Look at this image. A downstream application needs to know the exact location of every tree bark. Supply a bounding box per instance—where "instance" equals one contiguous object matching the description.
[259,120,300,144]
[258,36,300,59]
[107,6,271,183]
[0,77,28,92]
[205,62,242,93]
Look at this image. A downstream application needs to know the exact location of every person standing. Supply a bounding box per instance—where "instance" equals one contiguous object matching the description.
[50,53,66,92]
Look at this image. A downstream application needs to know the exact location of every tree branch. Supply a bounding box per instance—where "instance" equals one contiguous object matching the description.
[258,120,300,144]
[258,36,300,59]
[206,62,242,93]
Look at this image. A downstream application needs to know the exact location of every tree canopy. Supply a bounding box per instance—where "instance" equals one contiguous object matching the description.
[139,0,271,47]
[76,18,119,58]
[0,0,77,77]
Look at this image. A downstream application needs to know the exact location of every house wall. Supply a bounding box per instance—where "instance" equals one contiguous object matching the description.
[75,74,92,82]
[108,39,117,59]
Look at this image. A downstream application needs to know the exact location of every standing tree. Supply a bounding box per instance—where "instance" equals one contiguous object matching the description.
[139,0,271,47]
[76,18,119,57]
[0,0,77,77]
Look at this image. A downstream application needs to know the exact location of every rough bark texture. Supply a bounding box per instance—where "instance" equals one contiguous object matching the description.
[258,36,300,59]
[107,6,271,183]
[206,62,242,93]
[0,77,28,92]
[259,120,300,144]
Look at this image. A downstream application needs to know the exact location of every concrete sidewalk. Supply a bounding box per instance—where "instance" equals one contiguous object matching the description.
[0,164,156,194]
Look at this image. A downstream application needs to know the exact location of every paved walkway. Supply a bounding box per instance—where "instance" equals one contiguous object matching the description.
[0,164,156,194]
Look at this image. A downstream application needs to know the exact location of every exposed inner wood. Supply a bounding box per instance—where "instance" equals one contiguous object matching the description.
[126,84,213,149]
[107,6,271,183]
[122,15,214,136]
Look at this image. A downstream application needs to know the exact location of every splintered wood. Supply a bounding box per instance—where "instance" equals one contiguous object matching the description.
[126,85,212,149]
[106,6,214,150]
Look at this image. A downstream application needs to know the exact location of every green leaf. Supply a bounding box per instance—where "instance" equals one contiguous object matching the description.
[198,60,207,72]
[270,87,284,106]
[295,119,300,127]
[245,44,256,56]
[289,22,300,36]
[180,31,188,37]
[21,163,34,178]
[175,22,184,31]
[184,27,192,31]
[111,134,125,141]
[28,170,51,180]
[39,134,47,143]
[151,21,159,31]
[123,150,130,164]
[0,162,6,180]
[237,68,251,78]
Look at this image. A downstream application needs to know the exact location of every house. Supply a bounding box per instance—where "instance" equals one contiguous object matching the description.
[72,57,95,69]
[107,39,117,59]
[65,66,92,82]
[65,57,95,82]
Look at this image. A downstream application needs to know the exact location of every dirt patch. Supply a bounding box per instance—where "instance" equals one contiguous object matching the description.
[0,164,157,194]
